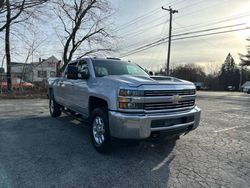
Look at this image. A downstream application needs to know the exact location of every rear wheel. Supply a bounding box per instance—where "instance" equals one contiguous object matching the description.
[90,108,111,153]
[49,96,61,117]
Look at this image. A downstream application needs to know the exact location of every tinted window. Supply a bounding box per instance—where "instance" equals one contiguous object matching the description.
[77,60,89,79]
[65,62,77,79]
[92,60,149,77]
[78,60,88,74]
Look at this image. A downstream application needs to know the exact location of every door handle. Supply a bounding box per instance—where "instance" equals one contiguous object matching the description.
[59,82,65,87]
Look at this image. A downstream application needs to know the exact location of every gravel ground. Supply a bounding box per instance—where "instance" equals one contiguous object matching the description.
[0,91,249,188]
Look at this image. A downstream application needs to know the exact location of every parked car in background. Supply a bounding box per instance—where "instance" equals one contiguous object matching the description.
[48,57,201,152]
[242,87,248,93]
[0,80,33,90]
[245,88,250,94]
[242,81,250,94]
[227,86,235,91]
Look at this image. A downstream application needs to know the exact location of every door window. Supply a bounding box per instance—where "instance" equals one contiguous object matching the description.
[77,60,89,79]
[65,62,77,79]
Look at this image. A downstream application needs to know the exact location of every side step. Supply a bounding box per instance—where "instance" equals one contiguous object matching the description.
[61,108,90,125]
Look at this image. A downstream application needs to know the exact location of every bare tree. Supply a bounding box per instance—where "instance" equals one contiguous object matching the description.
[19,31,46,89]
[0,0,4,8]
[54,0,114,71]
[0,0,47,91]
[203,61,220,76]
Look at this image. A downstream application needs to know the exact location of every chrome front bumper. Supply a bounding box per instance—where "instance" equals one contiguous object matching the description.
[108,106,201,139]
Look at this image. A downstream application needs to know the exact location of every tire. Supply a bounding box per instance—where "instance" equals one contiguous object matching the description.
[90,107,111,153]
[49,96,62,118]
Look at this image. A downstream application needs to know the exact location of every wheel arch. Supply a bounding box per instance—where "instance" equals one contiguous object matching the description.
[48,87,53,99]
[89,96,108,115]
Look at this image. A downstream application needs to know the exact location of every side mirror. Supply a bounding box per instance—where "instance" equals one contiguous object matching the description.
[67,65,78,79]
[149,71,153,76]
[81,71,90,80]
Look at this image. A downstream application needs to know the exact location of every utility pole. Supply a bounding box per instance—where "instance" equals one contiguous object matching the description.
[162,6,178,75]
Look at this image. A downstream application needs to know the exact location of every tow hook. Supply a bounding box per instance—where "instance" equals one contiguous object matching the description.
[184,125,193,135]
[151,131,160,138]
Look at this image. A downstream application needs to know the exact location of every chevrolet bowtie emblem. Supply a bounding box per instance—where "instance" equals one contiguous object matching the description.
[171,95,182,104]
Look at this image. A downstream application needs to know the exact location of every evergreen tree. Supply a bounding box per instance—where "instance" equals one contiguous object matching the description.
[240,38,250,66]
[219,53,240,90]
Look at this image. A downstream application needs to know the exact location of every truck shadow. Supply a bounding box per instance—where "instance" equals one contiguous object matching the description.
[0,115,177,187]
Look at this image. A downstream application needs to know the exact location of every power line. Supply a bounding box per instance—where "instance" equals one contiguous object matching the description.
[120,23,246,53]
[114,10,161,32]
[173,20,217,48]
[119,27,250,57]
[114,0,187,32]
[119,12,250,51]
[176,0,206,11]
[174,1,236,21]
[116,1,250,56]
[119,28,167,50]
[119,20,169,39]
[117,0,226,40]
[118,18,169,50]
[172,27,250,41]
[173,12,250,33]
[172,23,246,38]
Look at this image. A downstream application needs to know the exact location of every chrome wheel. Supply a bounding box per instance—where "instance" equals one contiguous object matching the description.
[92,116,105,145]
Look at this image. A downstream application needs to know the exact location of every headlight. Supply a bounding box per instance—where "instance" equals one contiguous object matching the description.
[118,102,143,109]
[118,89,144,109]
[119,89,144,96]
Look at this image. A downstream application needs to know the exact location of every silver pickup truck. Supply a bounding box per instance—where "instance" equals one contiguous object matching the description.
[48,57,201,152]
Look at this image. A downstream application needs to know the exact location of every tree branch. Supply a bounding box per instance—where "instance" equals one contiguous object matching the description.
[78,48,113,58]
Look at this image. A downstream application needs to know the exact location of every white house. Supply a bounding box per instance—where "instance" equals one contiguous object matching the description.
[10,56,60,83]
[10,62,33,83]
[31,56,59,82]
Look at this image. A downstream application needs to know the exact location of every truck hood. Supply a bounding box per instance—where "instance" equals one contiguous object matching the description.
[103,75,194,87]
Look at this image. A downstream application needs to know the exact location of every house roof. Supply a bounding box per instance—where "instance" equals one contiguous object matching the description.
[11,56,59,68]
[47,56,59,61]
[242,81,250,87]
[31,56,59,66]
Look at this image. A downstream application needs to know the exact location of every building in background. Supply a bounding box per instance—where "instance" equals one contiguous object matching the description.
[31,56,59,83]
[11,62,32,83]
[9,56,60,83]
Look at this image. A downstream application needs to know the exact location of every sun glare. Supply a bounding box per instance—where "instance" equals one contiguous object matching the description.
[233,2,250,39]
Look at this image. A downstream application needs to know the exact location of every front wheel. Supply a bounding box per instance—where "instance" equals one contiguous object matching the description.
[90,108,111,153]
[49,96,61,117]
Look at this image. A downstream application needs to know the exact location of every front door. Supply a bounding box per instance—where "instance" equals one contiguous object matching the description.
[69,60,89,117]
[60,62,78,108]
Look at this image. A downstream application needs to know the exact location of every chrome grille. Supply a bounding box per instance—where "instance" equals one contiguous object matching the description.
[144,100,195,111]
[144,89,196,97]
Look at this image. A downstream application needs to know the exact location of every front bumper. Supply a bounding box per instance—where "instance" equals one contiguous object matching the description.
[108,106,201,139]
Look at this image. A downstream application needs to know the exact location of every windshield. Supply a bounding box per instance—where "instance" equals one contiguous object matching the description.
[92,59,149,77]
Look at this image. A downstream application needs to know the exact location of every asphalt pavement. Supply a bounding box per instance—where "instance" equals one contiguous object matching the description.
[0,91,249,188]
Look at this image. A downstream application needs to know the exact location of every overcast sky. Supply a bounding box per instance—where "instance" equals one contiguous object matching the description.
[110,0,250,72]
[1,0,250,73]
